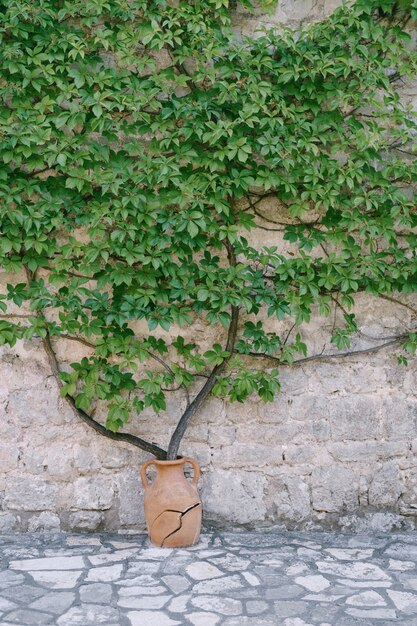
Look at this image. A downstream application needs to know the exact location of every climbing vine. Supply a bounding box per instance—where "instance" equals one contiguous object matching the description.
[0,0,417,459]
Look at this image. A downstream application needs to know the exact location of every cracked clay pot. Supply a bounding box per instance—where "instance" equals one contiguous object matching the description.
[140,457,202,548]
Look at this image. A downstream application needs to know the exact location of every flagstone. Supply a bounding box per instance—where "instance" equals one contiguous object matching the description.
[3,531,417,625]
[27,571,82,589]
[10,557,84,571]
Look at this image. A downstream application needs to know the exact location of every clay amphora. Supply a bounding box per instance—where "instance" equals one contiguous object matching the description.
[140,457,202,548]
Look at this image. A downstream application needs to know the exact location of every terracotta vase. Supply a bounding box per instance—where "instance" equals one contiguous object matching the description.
[140,457,202,548]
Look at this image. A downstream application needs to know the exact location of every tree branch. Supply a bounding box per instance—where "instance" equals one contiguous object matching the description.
[166,304,240,460]
[21,266,167,459]
[42,330,168,459]
[166,238,240,459]
[248,335,410,367]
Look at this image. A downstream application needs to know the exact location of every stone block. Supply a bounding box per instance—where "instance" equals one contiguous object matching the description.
[368,461,404,507]
[274,0,317,23]
[283,444,327,465]
[202,470,267,524]
[323,0,343,13]
[0,443,19,473]
[381,397,417,439]
[328,440,407,463]
[271,395,328,423]
[211,444,283,469]
[73,444,100,473]
[5,478,59,511]
[27,512,61,532]
[328,396,382,441]
[311,466,357,513]
[270,476,311,522]
[117,470,145,527]
[181,443,211,468]
[68,510,103,531]
[226,399,259,424]
[309,363,349,394]
[0,512,17,532]
[41,445,73,477]
[310,419,330,442]
[236,422,301,445]
[98,444,133,469]
[400,467,417,513]
[18,446,47,475]
[340,511,413,533]
[207,426,236,447]
[6,379,59,428]
[79,583,112,604]
[71,476,115,510]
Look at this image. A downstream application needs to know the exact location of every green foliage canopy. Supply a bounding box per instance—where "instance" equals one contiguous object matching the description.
[0,0,416,458]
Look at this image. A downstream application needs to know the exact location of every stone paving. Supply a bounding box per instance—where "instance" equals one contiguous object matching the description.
[2,532,417,625]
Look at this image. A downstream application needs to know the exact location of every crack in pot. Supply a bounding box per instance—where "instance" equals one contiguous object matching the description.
[149,502,202,547]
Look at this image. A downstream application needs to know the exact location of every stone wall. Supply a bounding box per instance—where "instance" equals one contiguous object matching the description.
[1,1,417,534]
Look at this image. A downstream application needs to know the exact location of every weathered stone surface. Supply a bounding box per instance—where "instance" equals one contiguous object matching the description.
[191,595,243,615]
[72,445,99,474]
[273,600,309,618]
[0,571,25,589]
[71,477,114,511]
[3,609,53,625]
[311,466,357,513]
[88,549,138,565]
[202,470,267,524]
[0,598,18,612]
[187,612,221,626]
[56,605,120,625]
[86,564,123,582]
[28,512,61,532]
[68,511,103,531]
[294,575,330,593]
[28,592,75,614]
[193,575,243,595]
[116,470,145,527]
[118,595,171,609]
[127,612,181,626]
[247,600,269,614]
[317,561,390,581]
[222,619,277,626]
[340,511,412,533]
[0,513,17,532]
[346,607,397,620]
[242,572,261,587]
[186,562,224,581]
[167,593,191,613]
[118,584,166,596]
[208,554,250,572]
[0,584,47,603]
[387,590,417,613]
[162,575,190,594]
[271,476,311,522]
[0,443,19,473]
[4,478,59,512]
[368,461,403,507]
[10,556,84,571]
[346,590,386,607]
[27,571,82,589]
[79,584,113,604]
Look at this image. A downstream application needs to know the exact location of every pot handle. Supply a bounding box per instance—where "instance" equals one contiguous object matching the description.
[140,460,156,490]
[184,457,200,485]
